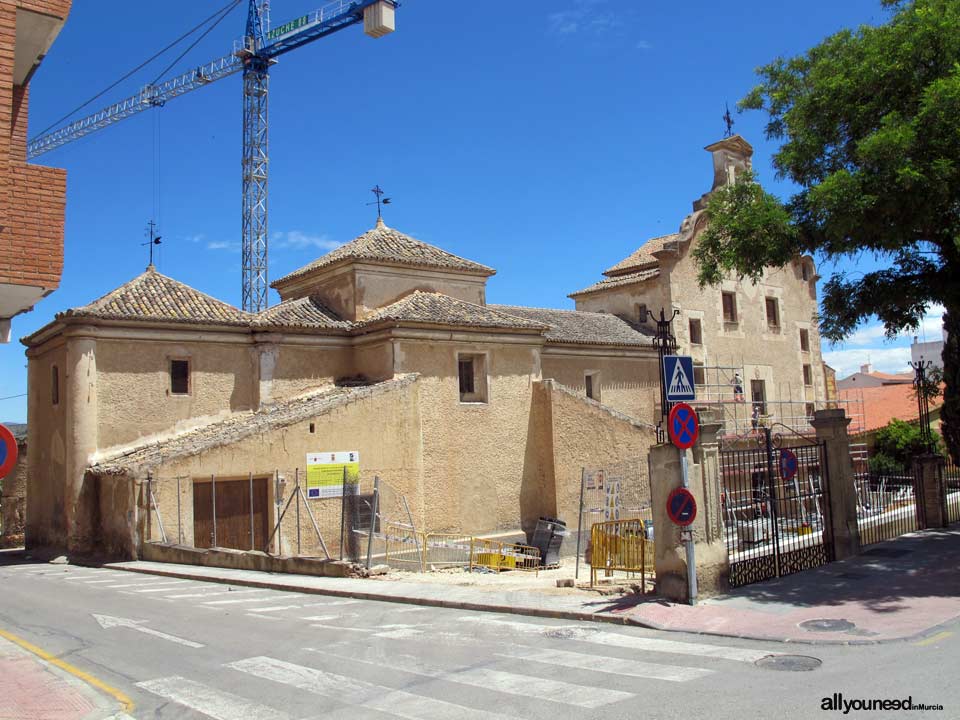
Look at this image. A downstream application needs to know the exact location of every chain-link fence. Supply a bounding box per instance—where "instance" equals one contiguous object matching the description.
[574,458,652,580]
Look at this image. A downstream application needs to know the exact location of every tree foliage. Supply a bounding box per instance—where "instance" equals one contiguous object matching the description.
[694,0,960,463]
[869,418,942,473]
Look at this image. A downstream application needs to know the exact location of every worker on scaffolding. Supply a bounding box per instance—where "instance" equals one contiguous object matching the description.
[732,372,745,402]
[751,402,761,431]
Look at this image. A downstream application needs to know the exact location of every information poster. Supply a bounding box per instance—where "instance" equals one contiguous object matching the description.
[305,451,360,499]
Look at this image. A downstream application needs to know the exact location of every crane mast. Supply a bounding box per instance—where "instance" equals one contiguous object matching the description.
[27,0,397,312]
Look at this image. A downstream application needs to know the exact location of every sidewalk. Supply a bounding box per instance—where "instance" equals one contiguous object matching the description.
[0,633,131,720]
[108,526,960,646]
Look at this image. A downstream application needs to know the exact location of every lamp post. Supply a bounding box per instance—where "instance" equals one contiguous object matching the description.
[641,307,680,442]
[909,358,934,450]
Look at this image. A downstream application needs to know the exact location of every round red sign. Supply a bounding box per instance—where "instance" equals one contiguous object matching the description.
[667,402,700,450]
[666,487,697,526]
[0,424,18,480]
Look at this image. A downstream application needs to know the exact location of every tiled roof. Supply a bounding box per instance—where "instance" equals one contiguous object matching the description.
[603,233,679,277]
[839,384,945,434]
[491,305,653,346]
[254,296,350,330]
[58,267,251,326]
[272,219,495,287]
[358,292,547,331]
[91,375,419,474]
[568,268,660,298]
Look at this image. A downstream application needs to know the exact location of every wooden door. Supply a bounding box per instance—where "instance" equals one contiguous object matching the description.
[193,477,269,550]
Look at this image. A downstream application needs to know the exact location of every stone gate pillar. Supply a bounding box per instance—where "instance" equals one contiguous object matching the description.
[811,409,860,560]
[913,454,947,529]
[649,410,728,602]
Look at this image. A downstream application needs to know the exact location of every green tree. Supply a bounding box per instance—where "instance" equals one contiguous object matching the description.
[869,418,942,473]
[693,0,960,463]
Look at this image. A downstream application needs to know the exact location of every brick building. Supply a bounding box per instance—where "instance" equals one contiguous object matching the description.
[0,0,70,343]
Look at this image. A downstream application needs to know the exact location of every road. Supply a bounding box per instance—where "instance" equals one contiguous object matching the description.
[0,558,956,719]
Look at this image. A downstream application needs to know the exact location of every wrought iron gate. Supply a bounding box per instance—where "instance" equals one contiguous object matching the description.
[721,428,834,587]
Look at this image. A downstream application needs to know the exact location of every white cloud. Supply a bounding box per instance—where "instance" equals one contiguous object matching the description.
[823,347,911,378]
[206,240,241,252]
[271,230,341,252]
[636,40,653,50]
[547,1,623,38]
[184,233,205,244]
[824,304,946,378]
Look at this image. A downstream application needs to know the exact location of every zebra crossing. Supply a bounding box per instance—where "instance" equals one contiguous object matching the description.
[1,562,784,719]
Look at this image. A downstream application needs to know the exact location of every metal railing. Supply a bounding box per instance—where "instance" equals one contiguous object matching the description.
[944,459,960,524]
[589,518,654,588]
[469,538,540,574]
[855,472,920,546]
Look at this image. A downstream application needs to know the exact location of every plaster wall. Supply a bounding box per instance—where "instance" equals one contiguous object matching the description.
[540,351,660,424]
[351,339,395,382]
[25,339,67,547]
[96,337,256,448]
[267,343,352,403]
[145,378,423,559]
[354,265,486,319]
[0,439,26,543]
[393,338,539,535]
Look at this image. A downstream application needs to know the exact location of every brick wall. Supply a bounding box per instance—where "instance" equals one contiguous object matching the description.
[0,0,71,297]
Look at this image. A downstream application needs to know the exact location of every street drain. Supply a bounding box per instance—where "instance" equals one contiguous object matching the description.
[799,618,856,633]
[756,655,822,672]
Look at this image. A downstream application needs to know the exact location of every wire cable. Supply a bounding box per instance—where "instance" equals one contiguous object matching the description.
[149,1,241,86]
[0,393,27,402]
[35,0,242,138]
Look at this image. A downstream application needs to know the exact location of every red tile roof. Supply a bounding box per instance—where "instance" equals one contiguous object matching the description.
[839,383,944,434]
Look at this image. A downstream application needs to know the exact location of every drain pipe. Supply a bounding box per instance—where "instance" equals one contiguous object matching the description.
[680,451,698,605]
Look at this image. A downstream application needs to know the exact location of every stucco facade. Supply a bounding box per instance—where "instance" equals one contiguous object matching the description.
[571,136,830,434]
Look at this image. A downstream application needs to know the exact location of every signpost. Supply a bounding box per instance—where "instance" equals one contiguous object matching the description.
[666,402,699,605]
[305,451,360,499]
[0,423,17,480]
[663,355,696,403]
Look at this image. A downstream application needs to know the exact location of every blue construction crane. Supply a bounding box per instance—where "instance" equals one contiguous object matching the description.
[27,0,398,312]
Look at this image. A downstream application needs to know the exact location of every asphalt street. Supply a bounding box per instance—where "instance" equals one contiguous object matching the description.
[0,559,956,719]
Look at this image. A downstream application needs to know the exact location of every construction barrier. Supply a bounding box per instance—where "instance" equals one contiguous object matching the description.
[469,538,540,574]
[382,520,424,571]
[589,518,654,589]
[421,533,473,570]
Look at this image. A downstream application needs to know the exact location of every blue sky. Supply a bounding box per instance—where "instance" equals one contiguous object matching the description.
[1,0,941,422]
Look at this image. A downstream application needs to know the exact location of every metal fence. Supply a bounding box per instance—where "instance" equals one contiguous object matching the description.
[855,471,921,546]
[143,469,399,563]
[575,458,652,580]
[945,459,960,525]
[589,518,654,589]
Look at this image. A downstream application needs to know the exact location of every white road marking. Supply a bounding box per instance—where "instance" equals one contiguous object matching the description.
[456,616,774,663]
[136,676,290,720]
[313,599,361,606]
[204,594,303,606]
[82,579,124,584]
[105,580,189,589]
[62,575,107,581]
[314,651,633,709]
[497,646,713,682]
[243,605,302,613]
[93,614,204,648]
[229,656,518,720]
[310,624,375,633]
[133,584,202,594]
[165,588,265,599]
[390,606,429,613]
[245,613,284,621]
[375,628,423,640]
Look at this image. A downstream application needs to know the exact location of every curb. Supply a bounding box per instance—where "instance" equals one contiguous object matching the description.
[107,563,958,645]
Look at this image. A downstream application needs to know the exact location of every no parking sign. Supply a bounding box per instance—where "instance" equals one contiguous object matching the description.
[0,424,18,480]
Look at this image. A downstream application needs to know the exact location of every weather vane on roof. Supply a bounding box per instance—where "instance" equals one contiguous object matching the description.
[368,185,392,219]
[723,103,735,138]
[142,220,162,268]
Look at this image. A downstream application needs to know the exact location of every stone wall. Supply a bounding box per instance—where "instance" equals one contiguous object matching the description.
[0,437,26,546]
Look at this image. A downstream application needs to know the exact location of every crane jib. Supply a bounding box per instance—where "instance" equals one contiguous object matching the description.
[266,15,309,42]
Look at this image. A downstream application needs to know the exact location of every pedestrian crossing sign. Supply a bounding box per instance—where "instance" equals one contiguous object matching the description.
[663,355,696,402]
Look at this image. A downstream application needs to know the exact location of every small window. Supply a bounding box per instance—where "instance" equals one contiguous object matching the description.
[51,365,59,405]
[801,263,810,281]
[751,379,767,415]
[636,303,648,323]
[803,364,813,386]
[170,359,190,395]
[458,354,487,403]
[765,297,780,328]
[689,318,703,345]
[722,292,737,323]
[805,402,816,419]
[799,328,810,352]
[693,363,706,386]
[585,373,601,401]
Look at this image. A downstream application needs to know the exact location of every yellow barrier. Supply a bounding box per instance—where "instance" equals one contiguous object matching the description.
[469,538,540,574]
[590,519,653,589]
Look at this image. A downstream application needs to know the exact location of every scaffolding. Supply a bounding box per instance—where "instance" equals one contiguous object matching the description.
[692,357,868,463]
